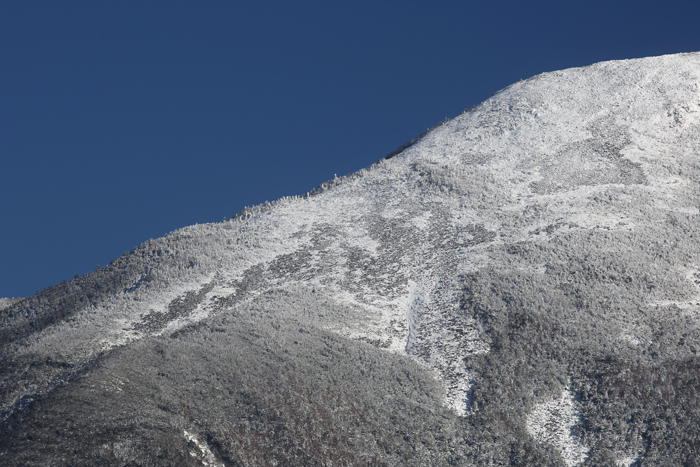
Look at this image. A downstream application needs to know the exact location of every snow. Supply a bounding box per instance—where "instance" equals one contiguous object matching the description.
[184,430,224,467]
[0,298,22,311]
[526,385,589,466]
[618,455,641,467]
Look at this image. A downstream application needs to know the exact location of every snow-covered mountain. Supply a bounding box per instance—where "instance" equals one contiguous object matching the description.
[2,52,700,466]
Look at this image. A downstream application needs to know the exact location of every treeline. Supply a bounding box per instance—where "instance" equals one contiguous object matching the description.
[0,235,202,346]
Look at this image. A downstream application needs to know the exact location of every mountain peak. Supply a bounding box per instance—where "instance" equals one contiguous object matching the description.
[3,52,700,466]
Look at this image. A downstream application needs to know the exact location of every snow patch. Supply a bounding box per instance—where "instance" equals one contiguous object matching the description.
[411,211,433,230]
[527,385,589,466]
[618,455,641,467]
[620,332,641,346]
[0,297,22,310]
[184,430,224,467]
[405,280,427,353]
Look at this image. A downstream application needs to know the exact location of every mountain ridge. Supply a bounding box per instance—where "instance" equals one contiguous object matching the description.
[2,51,700,466]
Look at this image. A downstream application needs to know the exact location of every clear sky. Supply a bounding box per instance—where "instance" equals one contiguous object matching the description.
[2,1,700,298]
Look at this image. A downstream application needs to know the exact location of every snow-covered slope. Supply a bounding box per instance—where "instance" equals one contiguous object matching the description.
[3,52,700,466]
[0,298,21,311]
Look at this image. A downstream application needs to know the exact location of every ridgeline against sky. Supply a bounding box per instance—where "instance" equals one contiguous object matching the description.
[2,1,700,298]
[2,53,700,465]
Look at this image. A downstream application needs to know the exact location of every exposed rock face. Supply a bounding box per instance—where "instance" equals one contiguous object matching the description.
[2,52,700,466]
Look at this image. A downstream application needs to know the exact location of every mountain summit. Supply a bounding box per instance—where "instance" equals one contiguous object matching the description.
[2,52,700,466]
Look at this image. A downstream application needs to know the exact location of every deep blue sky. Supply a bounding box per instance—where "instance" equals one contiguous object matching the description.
[2,1,699,298]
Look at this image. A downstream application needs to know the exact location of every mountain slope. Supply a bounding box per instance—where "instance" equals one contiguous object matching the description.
[2,52,700,466]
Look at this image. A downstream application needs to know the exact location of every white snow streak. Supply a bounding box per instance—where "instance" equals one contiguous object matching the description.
[184,430,224,467]
[527,385,589,466]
